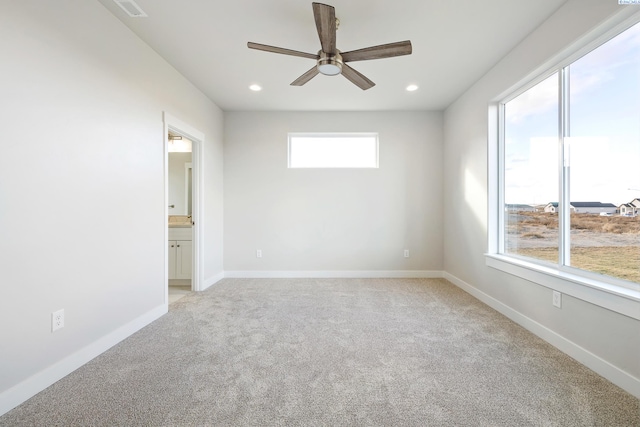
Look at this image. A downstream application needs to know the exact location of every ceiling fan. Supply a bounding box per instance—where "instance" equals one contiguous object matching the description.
[247,2,412,90]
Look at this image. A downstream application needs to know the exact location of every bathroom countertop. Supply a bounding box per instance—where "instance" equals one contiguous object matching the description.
[168,223,192,228]
[168,215,192,228]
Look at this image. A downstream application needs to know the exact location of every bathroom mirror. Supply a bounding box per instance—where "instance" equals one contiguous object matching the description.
[168,152,192,215]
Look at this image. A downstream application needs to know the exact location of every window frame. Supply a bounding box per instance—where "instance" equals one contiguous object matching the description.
[287,132,379,169]
[487,14,640,320]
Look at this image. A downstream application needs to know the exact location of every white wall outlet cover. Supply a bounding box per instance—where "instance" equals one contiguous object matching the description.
[552,291,562,308]
[52,309,65,332]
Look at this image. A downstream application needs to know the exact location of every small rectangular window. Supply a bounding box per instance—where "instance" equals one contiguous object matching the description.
[288,133,379,168]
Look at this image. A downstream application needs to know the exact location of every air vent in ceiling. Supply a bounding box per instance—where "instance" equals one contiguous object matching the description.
[113,0,147,18]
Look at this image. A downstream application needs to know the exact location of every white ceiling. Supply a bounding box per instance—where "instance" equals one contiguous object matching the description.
[95,0,567,111]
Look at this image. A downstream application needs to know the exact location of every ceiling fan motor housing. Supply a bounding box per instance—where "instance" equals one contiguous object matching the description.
[317,50,343,76]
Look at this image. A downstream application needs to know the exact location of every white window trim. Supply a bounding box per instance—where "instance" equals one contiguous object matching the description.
[288,132,379,169]
[487,11,640,320]
[485,254,640,320]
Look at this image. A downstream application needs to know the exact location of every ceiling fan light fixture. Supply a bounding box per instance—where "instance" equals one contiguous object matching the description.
[318,62,341,76]
[317,51,343,76]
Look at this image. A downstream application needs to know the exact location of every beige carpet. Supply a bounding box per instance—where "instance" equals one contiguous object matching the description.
[1,278,638,426]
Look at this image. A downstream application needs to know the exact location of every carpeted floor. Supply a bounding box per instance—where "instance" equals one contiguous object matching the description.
[1,278,638,426]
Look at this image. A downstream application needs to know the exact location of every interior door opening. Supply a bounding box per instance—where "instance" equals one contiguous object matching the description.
[167,135,193,302]
[163,112,204,305]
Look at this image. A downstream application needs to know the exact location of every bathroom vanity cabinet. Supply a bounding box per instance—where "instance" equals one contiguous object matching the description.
[168,227,192,280]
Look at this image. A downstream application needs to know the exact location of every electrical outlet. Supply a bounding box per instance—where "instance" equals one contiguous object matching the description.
[52,309,64,332]
[404,249,410,258]
[552,291,562,308]
[256,249,262,258]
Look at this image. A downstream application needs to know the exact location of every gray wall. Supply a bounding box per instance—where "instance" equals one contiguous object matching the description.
[443,0,640,388]
[0,0,224,411]
[224,111,443,273]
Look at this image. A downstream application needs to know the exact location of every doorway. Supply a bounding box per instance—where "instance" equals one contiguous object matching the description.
[163,112,204,305]
[168,138,192,303]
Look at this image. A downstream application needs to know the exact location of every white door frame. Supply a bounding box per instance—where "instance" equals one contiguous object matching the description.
[163,112,204,298]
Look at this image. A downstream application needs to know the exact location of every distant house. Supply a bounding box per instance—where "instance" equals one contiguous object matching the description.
[505,204,536,212]
[544,202,616,214]
[571,202,617,214]
[619,198,640,216]
[544,202,567,213]
[619,203,635,216]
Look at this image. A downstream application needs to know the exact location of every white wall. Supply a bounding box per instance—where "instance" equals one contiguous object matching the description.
[224,111,443,274]
[0,0,223,413]
[443,0,640,395]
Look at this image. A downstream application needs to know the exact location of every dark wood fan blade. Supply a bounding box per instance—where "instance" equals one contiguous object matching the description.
[248,42,318,60]
[341,64,375,90]
[291,66,320,86]
[312,3,336,54]
[341,41,412,62]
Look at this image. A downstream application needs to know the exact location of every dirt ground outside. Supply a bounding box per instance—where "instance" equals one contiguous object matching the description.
[505,212,639,283]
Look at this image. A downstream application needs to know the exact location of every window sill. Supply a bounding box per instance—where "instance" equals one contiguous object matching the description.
[485,254,640,320]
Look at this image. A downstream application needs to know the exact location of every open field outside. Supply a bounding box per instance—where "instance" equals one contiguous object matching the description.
[506,212,639,283]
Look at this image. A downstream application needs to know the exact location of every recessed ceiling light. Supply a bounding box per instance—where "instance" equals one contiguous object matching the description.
[249,84,262,91]
[406,84,419,92]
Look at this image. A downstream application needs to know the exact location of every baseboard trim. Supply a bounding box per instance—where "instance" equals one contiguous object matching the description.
[443,272,640,399]
[224,270,444,279]
[201,272,225,291]
[0,304,167,416]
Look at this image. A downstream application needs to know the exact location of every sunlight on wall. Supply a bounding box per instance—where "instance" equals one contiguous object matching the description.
[465,168,487,232]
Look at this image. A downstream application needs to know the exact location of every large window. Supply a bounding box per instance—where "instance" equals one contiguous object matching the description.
[499,21,640,287]
[288,133,378,168]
